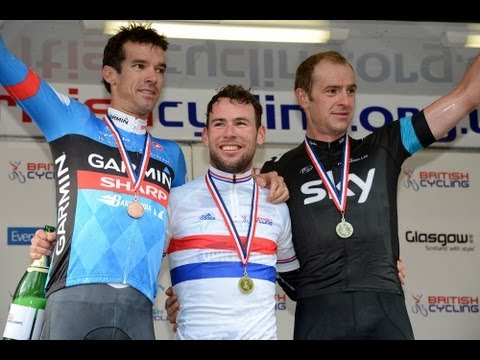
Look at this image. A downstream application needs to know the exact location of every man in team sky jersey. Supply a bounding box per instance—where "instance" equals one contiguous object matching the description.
[2,23,286,340]
[259,51,480,340]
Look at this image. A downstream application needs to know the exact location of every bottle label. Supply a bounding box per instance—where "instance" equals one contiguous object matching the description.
[27,265,49,274]
[3,304,44,340]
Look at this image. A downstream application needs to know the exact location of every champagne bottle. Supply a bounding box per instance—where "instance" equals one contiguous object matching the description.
[3,225,55,340]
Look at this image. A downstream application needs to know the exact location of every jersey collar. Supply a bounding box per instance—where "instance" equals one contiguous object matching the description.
[107,107,147,135]
[207,165,252,184]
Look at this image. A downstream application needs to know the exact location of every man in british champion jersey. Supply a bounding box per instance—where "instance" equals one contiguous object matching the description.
[165,85,299,339]
[5,23,287,339]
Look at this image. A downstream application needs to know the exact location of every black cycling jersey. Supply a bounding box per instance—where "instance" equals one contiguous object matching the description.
[263,111,435,300]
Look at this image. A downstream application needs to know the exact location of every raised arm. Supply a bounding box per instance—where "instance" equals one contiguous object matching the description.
[424,53,480,140]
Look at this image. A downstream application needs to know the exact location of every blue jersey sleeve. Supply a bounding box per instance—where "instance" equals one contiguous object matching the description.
[0,33,93,142]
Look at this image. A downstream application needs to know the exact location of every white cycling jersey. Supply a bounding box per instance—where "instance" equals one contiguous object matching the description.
[166,165,299,339]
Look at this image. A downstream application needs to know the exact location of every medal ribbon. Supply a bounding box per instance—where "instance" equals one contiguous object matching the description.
[103,115,151,194]
[205,170,259,267]
[304,135,350,212]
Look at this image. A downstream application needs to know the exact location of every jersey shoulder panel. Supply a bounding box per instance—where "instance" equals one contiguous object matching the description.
[261,142,303,173]
[149,137,187,187]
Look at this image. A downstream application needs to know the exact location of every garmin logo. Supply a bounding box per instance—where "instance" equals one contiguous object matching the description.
[88,154,172,188]
[108,113,129,125]
[54,153,70,256]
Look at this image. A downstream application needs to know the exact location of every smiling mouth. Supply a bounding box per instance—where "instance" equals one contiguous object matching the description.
[221,145,240,151]
[139,89,157,97]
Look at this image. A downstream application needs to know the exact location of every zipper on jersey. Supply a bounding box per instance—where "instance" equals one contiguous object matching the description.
[229,174,239,219]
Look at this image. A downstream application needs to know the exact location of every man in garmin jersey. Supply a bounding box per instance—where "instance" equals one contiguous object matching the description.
[3,23,287,340]
[0,23,186,340]
[259,51,480,340]
[165,85,298,339]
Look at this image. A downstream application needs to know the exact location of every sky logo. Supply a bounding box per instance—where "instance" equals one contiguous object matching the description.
[7,227,39,246]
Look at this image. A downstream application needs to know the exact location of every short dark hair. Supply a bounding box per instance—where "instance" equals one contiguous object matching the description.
[205,85,263,128]
[101,22,169,93]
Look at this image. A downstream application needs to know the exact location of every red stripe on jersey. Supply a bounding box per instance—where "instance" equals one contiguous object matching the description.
[167,234,277,255]
[3,68,40,100]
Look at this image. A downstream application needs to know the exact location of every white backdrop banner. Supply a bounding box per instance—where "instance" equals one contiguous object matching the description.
[1,85,480,147]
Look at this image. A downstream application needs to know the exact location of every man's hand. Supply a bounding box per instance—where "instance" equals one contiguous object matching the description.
[397,257,406,286]
[30,228,56,260]
[253,169,289,204]
[164,286,179,332]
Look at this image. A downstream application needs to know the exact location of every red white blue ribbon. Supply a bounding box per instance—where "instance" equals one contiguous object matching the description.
[304,135,350,212]
[205,170,258,266]
[103,115,151,194]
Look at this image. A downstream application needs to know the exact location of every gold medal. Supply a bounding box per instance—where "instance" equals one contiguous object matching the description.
[336,218,353,238]
[127,199,144,219]
[238,275,254,294]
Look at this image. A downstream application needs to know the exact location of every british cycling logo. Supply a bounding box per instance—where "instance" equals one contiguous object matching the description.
[411,293,479,317]
[8,160,54,183]
[402,168,470,192]
[402,169,419,191]
[411,293,428,317]
[8,160,26,183]
[275,292,288,311]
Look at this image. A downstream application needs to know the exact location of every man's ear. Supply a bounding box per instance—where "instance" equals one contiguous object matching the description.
[257,125,266,146]
[201,127,208,147]
[295,88,308,108]
[102,65,116,86]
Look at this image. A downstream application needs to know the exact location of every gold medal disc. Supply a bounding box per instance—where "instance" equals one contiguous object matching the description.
[238,275,255,294]
[127,200,144,219]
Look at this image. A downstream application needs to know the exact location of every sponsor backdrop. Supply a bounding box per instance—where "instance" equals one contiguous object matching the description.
[1,20,479,340]
[1,140,479,340]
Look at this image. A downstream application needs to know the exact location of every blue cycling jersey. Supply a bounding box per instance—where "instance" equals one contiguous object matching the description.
[0,35,187,303]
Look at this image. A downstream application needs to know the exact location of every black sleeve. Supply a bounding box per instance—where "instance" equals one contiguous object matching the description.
[413,109,436,148]
[276,269,301,301]
[260,159,275,174]
[261,151,285,174]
